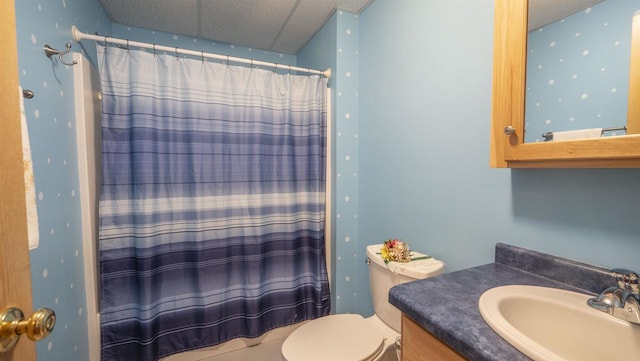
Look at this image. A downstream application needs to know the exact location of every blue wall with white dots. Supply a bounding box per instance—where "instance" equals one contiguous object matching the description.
[525,0,637,142]
[331,11,361,315]
[15,1,111,359]
[298,10,362,314]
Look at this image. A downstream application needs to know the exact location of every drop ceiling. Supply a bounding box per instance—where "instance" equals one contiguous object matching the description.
[98,0,373,55]
[528,0,604,31]
[98,0,605,55]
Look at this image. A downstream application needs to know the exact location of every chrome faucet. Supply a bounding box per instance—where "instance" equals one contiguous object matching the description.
[587,269,640,324]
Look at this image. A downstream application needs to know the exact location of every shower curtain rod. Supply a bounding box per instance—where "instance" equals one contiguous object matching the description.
[71,26,331,78]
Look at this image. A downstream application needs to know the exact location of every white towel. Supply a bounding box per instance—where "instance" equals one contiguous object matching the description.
[385,251,444,279]
[19,87,39,250]
[552,128,603,141]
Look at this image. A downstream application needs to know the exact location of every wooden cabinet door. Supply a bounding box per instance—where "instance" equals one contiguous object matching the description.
[401,314,465,361]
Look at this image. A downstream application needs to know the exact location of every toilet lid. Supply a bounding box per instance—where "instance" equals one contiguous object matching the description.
[281,314,385,361]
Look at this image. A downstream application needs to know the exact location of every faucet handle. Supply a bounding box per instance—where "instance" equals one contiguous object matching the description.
[611,268,640,294]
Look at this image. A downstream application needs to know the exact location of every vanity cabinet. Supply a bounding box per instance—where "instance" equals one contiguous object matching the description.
[490,0,640,168]
[401,314,465,361]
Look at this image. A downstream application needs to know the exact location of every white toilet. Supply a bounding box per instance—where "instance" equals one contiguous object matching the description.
[281,244,444,361]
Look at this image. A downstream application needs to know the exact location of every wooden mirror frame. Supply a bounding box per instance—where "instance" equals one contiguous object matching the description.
[490,0,640,168]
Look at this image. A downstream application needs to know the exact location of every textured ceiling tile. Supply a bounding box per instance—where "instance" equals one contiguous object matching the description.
[99,0,200,36]
[199,0,296,51]
[98,0,374,54]
[528,0,604,31]
[97,0,604,56]
[271,0,339,54]
[337,0,374,14]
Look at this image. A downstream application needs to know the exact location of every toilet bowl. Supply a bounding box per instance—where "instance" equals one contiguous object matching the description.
[281,244,444,361]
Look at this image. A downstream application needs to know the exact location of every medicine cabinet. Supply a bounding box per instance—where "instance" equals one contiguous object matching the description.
[490,0,640,168]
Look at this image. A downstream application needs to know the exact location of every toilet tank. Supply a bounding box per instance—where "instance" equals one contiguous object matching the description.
[366,244,444,332]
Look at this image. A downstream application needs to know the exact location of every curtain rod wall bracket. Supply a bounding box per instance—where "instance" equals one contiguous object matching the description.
[44,43,77,66]
[22,89,34,99]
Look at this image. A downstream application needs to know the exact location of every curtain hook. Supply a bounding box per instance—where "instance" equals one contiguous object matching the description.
[226,55,230,67]
[126,39,129,52]
[201,50,205,64]
[103,35,108,50]
[153,43,157,57]
[175,47,179,60]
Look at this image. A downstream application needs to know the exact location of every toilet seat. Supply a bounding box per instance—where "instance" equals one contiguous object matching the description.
[281,314,385,361]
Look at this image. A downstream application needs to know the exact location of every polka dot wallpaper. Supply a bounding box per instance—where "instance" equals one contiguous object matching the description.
[15,1,111,359]
[525,0,638,142]
[278,9,363,314]
[332,11,361,314]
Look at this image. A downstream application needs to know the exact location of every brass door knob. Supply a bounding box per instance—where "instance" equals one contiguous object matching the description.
[0,307,56,352]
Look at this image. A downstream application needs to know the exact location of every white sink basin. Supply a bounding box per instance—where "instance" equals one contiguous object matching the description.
[479,285,640,361]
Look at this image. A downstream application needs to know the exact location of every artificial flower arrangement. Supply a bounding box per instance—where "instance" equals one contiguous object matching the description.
[380,239,411,263]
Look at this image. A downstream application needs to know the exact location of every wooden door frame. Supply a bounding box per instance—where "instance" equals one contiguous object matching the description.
[0,1,37,360]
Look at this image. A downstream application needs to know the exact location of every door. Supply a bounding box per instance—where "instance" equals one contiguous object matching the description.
[0,1,37,360]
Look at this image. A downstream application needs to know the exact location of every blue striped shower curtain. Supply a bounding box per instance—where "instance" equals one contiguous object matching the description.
[97,46,330,361]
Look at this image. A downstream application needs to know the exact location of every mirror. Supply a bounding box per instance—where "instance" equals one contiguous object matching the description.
[490,0,640,168]
[524,0,638,143]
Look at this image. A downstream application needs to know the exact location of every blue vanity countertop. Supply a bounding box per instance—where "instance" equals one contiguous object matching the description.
[389,243,613,361]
